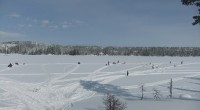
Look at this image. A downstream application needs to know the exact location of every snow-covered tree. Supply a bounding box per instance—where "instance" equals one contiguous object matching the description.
[102,93,126,110]
[152,88,162,100]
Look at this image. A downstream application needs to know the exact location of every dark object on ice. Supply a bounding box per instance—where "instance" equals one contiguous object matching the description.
[140,85,145,100]
[127,71,129,76]
[117,60,119,63]
[71,103,73,107]
[8,63,13,67]
[181,61,183,64]
[168,79,173,98]
[113,62,116,64]
[23,63,25,65]
[78,62,80,64]
[33,88,40,92]
[108,61,110,66]
[15,62,19,65]
[156,66,159,69]
[152,65,154,69]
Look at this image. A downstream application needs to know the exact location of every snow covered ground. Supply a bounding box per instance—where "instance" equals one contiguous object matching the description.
[0,55,199,110]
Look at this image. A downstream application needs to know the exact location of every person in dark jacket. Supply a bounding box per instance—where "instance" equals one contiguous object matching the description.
[8,63,13,67]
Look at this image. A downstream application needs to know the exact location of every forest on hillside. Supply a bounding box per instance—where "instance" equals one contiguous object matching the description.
[0,41,200,56]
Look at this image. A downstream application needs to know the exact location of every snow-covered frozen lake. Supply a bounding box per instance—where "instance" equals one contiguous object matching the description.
[0,55,199,110]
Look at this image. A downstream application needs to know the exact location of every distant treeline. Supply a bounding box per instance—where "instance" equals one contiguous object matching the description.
[0,41,200,56]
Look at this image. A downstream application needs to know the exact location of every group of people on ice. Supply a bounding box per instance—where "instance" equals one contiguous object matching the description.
[106,60,126,66]
[104,60,184,78]
[7,62,25,68]
[124,60,184,77]
[170,60,184,67]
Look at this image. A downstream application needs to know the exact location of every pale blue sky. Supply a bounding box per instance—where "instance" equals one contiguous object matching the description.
[0,0,199,46]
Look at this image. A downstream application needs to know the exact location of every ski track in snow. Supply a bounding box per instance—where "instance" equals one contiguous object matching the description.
[0,60,200,110]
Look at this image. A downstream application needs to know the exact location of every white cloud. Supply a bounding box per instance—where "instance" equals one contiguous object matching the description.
[6,13,85,30]
[27,24,32,27]
[60,20,85,29]
[62,21,73,28]
[63,21,70,24]
[41,20,50,25]
[18,24,25,28]
[9,13,21,18]
[26,17,31,21]
[74,20,84,24]
[0,31,21,37]
[49,25,58,30]
[62,24,70,28]
[0,31,26,41]
[33,19,38,23]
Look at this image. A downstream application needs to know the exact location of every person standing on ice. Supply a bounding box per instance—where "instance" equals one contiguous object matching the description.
[8,63,13,68]
[108,61,110,66]
[181,61,183,64]
[152,65,154,69]
[71,103,73,107]
[127,71,129,76]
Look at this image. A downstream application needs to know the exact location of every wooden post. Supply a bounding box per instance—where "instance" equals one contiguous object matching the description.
[141,85,144,100]
[169,78,173,98]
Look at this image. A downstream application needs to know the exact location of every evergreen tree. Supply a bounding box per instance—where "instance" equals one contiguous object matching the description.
[181,0,200,25]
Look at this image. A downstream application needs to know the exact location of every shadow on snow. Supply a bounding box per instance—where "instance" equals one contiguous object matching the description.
[80,80,140,100]
[174,87,200,93]
[185,77,200,81]
[188,82,200,86]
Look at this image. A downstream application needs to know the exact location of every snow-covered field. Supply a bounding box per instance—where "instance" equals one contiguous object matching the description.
[0,55,199,110]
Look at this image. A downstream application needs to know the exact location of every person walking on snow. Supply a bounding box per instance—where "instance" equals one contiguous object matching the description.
[127,71,129,76]
[181,61,183,64]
